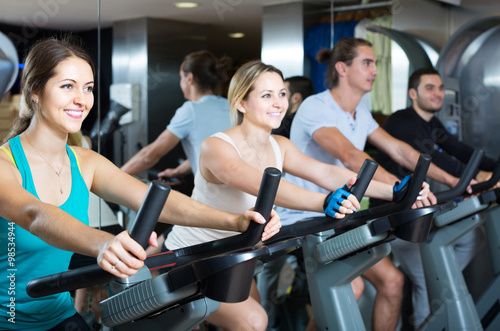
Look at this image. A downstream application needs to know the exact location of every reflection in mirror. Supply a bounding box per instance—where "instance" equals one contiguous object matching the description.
[0,1,110,328]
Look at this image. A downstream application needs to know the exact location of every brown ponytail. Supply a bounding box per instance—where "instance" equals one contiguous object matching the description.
[181,51,234,97]
[318,37,372,89]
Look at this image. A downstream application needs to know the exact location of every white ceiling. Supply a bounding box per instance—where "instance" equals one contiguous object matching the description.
[0,0,297,31]
[0,0,363,32]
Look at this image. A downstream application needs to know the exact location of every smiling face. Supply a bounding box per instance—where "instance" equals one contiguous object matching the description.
[33,56,94,134]
[238,72,288,130]
[411,74,445,114]
[343,45,378,94]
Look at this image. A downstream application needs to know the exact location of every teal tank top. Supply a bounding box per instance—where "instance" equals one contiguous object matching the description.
[0,135,89,330]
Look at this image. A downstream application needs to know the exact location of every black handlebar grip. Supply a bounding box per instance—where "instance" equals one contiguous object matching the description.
[350,154,431,222]
[26,266,109,298]
[183,167,281,253]
[349,159,378,201]
[471,155,500,194]
[268,159,377,242]
[129,180,171,248]
[144,167,282,270]
[435,149,484,203]
[27,181,171,298]
[399,154,432,209]
[244,167,282,242]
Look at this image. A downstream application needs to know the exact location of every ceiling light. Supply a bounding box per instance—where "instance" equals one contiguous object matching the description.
[228,32,245,39]
[173,2,199,9]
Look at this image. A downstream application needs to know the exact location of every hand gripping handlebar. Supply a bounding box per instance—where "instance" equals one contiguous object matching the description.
[26,180,171,298]
[146,167,281,270]
[352,154,432,222]
[268,159,378,241]
[470,155,500,194]
[28,169,281,296]
[434,149,484,203]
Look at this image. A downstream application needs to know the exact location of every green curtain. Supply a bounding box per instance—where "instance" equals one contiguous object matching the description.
[364,15,393,115]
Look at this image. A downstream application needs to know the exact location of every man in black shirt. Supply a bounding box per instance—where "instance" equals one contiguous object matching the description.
[271,76,314,138]
[373,67,495,328]
[376,68,496,181]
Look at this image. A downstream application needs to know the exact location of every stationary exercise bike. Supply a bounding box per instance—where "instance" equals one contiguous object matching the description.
[475,186,500,331]
[265,154,454,331]
[99,160,378,330]
[28,157,444,331]
[27,168,308,330]
[416,150,500,331]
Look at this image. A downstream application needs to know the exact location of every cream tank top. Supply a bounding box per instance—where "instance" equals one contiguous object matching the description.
[165,132,283,250]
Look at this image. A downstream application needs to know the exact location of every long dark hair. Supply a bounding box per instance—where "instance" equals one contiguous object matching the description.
[2,36,95,144]
[181,50,234,97]
[317,37,372,89]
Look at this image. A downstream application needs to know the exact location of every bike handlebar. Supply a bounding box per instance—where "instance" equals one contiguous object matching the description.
[470,155,500,194]
[434,149,484,203]
[27,168,281,297]
[351,153,431,222]
[27,180,171,298]
[268,159,378,241]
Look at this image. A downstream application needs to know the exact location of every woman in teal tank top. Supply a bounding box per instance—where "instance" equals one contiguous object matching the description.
[0,136,90,330]
[0,38,281,330]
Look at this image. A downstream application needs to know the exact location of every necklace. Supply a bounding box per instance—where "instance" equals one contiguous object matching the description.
[241,127,267,166]
[25,136,66,194]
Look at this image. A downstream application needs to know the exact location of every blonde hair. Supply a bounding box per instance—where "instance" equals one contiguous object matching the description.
[228,60,284,125]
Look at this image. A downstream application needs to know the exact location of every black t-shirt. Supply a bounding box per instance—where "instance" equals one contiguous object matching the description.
[272,113,295,138]
[377,106,495,177]
[371,106,496,207]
